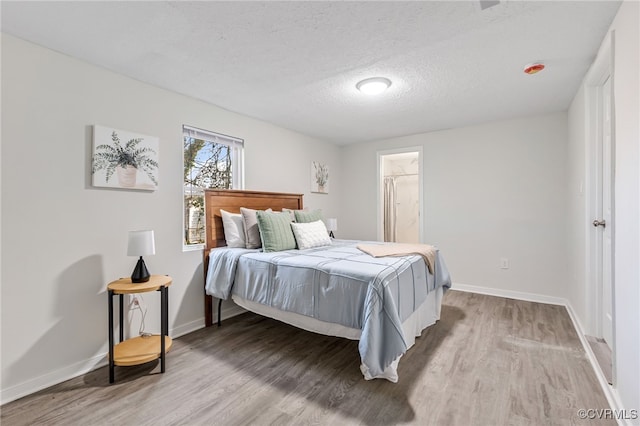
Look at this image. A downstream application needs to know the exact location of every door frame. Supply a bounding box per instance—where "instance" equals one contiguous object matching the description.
[376,146,424,243]
[584,31,616,382]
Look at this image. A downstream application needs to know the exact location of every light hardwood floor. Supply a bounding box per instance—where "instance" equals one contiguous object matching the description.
[586,335,613,385]
[1,291,613,426]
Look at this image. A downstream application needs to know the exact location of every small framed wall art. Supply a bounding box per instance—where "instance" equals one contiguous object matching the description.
[311,161,329,194]
[92,125,159,190]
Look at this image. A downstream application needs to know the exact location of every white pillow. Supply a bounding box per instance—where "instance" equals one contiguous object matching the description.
[291,220,332,250]
[240,207,272,249]
[220,209,245,248]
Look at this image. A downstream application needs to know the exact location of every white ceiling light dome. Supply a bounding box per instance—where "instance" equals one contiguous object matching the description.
[356,77,392,95]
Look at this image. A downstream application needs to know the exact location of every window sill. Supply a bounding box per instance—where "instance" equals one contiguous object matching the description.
[183,243,205,253]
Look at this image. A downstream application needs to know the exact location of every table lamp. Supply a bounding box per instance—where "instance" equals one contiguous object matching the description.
[127,230,155,283]
[326,218,337,238]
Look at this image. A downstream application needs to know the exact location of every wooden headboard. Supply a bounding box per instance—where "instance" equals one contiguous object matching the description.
[203,189,304,250]
[203,189,304,326]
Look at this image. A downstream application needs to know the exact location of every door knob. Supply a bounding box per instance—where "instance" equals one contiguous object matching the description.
[593,219,606,228]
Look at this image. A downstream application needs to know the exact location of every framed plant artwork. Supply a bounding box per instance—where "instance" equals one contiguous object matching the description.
[311,161,329,194]
[92,125,159,190]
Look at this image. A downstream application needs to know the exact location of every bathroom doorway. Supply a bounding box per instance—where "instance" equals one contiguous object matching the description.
[377,148,423,243]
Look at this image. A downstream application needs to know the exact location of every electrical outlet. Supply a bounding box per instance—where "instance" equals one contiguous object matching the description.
[129,294,145,311]
[128,294,138,310]
[500,258,510,269]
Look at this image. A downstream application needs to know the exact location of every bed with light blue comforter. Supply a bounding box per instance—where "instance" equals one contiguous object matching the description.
[205,240,451,379]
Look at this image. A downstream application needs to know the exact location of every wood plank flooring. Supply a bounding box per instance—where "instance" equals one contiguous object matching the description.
[586,335,613,385]
[1,291,613,425]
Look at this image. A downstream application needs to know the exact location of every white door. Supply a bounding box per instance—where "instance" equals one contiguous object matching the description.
[600,76,613,347]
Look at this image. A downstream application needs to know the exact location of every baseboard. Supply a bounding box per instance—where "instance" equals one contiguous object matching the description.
[0,299,253,405]
[1,319,207,406]
[455,282,629,425]
[171,318,204,339]
[0,352,108,406]
[564,304,629,425]
[452,282,567,305]
[221,304,246,321]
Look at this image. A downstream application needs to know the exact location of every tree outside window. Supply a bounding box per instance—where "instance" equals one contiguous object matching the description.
[183,126,243,247]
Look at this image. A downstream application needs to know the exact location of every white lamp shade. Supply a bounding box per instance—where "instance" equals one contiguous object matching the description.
[326,218,338,232]
[127,230,156,256]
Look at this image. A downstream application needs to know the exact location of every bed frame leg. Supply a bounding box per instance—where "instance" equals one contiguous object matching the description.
[217,298,223,327]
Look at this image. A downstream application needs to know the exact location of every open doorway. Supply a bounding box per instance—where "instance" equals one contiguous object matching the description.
[377,148,423,243]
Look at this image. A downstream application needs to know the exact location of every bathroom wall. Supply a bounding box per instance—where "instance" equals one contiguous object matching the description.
[383,153,420,243]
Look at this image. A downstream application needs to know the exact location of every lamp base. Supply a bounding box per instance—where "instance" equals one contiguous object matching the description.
[131,256,150,283]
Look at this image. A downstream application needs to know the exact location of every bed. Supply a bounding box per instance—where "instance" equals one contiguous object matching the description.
[203,189,451,382]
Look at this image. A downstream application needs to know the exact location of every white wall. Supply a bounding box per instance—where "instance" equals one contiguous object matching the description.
[566,83,588,330]
[566,1,640,413]
[0,34,341,403]
[341,113,569,299]
[609,1,640,413]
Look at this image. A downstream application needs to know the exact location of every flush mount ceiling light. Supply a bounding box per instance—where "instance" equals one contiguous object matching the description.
[356,77,392,95]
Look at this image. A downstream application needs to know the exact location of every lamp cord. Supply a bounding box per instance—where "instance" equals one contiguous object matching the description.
[128,296,148,336]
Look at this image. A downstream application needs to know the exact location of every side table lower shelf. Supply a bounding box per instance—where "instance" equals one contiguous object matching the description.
[111,335,173,366]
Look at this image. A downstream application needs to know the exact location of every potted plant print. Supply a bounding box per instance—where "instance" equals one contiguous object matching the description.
[92,131,158,188]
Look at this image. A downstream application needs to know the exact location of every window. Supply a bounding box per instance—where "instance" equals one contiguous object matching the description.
[183,125,243,248]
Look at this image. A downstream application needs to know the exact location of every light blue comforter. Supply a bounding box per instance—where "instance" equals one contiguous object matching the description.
[205,240,451,378]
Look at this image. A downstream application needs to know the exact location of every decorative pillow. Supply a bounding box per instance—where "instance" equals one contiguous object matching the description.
[240,207,272,249]
[291,220,332,250]
[220,209,245,248]
[282,208,308,222]
[294,209,322,223]
[256,211,297,252]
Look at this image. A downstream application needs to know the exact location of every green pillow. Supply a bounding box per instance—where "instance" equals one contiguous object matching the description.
[294,209,322,223]
[256,211,296,252]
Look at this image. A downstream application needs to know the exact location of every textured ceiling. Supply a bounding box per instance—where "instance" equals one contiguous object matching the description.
[1,1,621,144]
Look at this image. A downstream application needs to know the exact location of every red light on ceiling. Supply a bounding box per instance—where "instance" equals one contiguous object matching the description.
[524,63,545,75]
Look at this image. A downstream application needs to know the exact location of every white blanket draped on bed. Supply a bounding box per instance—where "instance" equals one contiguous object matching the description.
[356,242,437,274]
